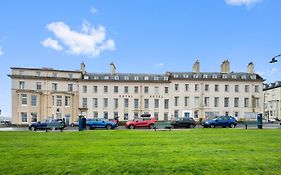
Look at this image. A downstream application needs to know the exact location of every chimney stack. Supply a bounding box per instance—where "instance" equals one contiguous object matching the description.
[247,62,254,74]
[80,62,86,75]
[110,62,116,75]
[221,60,230,73]
[192,60,200,73]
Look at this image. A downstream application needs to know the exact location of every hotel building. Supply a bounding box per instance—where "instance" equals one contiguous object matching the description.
[8,60,264,125]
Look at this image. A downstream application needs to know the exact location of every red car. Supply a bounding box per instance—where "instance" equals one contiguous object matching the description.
[125,117,157,129]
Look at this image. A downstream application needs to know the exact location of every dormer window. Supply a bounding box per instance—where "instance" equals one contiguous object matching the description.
[104,76,109,80]
[94,76,99,80]
[114,76,119,80]
[212,74,217,79]
[241,75,247,80]
[222,74,227,79]
[144,76,149,80]
[203,74,208,79]
[174,74,178,78]
[183,74,189,78]
[164,76,169,81]
[250,75,256,80]
[134,76,139,80]
[124,76,129,80]
[193,74,199,78]
[19,81,25,89]
[231,75,237,79]
[154,77,159,81]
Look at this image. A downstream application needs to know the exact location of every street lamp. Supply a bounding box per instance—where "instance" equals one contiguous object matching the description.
[269,54,281,63]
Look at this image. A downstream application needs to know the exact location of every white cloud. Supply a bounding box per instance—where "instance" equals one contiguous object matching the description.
[225,0,261,7]
[91,7,98,14]
[269,68,278,75]
[0,46,3,56]
[42,21,115,57]
[154,62,164,68]
[41,38,63,51]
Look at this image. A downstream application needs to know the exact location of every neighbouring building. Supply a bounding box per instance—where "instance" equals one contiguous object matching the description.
[8,60,264,125]
[263,81,281,121]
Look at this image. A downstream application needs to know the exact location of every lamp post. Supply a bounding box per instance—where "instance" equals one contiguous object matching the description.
[269,54,281,63]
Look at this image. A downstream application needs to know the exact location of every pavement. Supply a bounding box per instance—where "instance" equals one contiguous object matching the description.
[0,123,280,132]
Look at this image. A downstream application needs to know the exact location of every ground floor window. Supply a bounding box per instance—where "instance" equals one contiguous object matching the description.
[124,113,128,120]
[21,112,27,122]
[164,112,169,121]
[134,112,138,119]
[174,110,179,118]
[234,112,239,118]
[104,112,108,119]
[31,112,37,122]
[93,111,98,118]
[154,112,159,120]
[194,110,199,119]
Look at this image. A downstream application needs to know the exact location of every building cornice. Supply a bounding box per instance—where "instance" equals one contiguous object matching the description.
[8,75,80,82]
[10,67,82,73]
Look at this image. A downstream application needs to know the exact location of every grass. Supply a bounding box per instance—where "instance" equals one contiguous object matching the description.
[0,129,281,175]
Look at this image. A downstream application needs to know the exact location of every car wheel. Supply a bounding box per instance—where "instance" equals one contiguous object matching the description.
[230,123,236,128]
[51,127,56,131]
[30,126,36,132]
[149,124,154,129]
[190,124,196,128]
[106,125,112,130]
[129,124,135,129]
[185,124,190,128]
[210,124,215,128]
[70,123,74,127]
[85,125,91,130]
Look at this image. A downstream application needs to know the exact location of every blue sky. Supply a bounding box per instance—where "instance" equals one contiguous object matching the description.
[0,0,280,118]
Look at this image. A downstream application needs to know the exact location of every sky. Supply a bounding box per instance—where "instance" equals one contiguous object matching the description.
[0,0,280,118]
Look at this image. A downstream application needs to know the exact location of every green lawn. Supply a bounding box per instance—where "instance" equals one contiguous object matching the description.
[0,129,280,175]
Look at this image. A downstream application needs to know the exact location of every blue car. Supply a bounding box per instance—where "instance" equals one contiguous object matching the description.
[85,118,117,130]
[28,119,65,131]
[202,116,237,128]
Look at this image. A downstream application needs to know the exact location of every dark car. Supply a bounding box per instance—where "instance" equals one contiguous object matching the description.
[28,119,65,131]
[201,116,237,128]
[85,118,118,130]
[170,117,196,128]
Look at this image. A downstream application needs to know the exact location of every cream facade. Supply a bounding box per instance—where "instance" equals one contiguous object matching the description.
[9,60,264,125]
[9,68,81,125]
[263,82,281,121]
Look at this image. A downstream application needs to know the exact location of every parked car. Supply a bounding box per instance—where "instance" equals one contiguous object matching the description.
[28,119,65,131]
[201,116,237,128]
[170,117,196,128]
[85,118,118,130]
[0,120,12,127]
[70,121,79,127]
[125,117,157,129]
